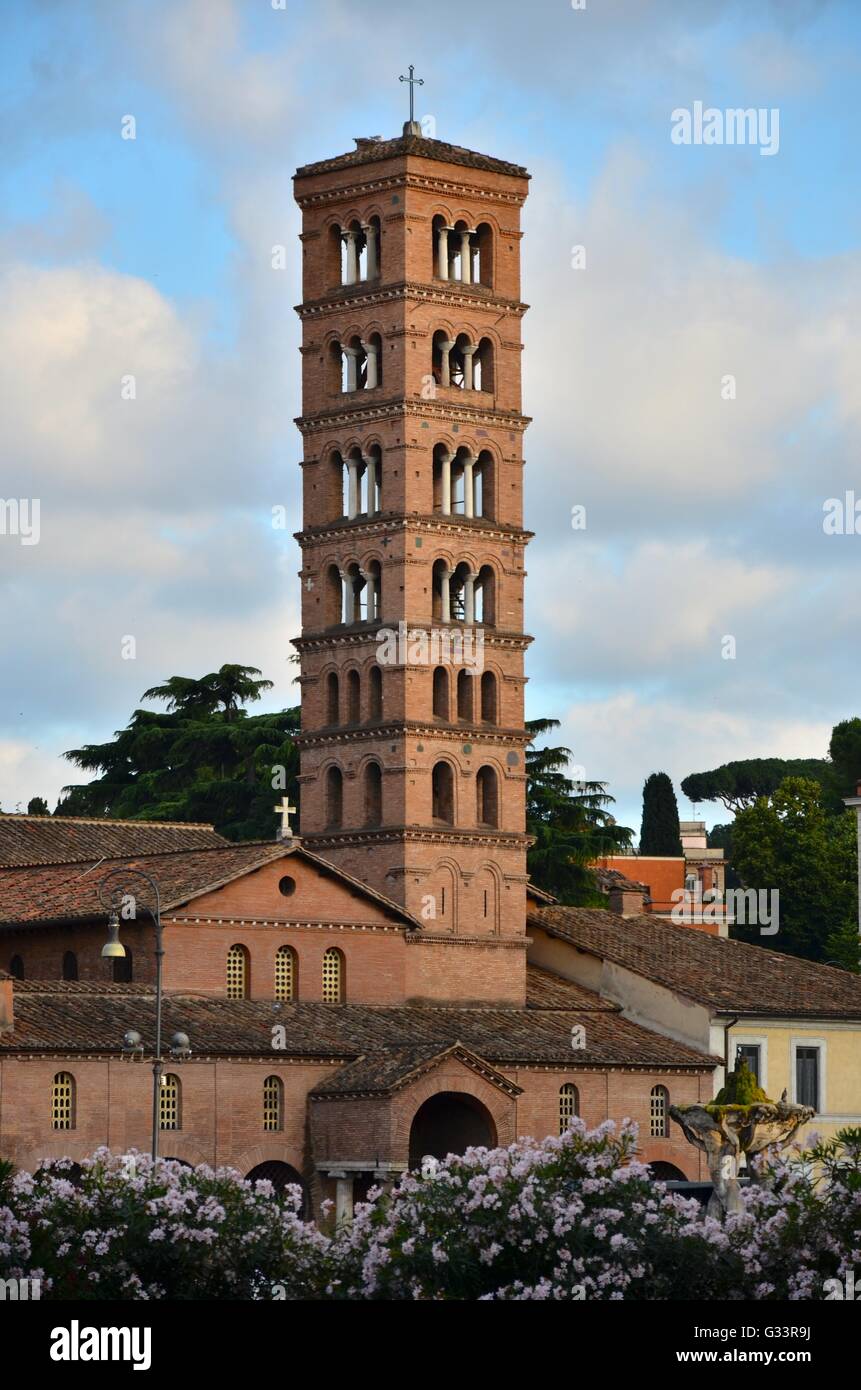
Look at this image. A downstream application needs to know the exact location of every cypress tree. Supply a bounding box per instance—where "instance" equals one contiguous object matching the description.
[640,772,683,855]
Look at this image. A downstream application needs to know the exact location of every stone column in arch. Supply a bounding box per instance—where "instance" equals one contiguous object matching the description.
[363,222,378,279]
[361,339,379,390]
[343,230,359,285]
[438,339,455,388]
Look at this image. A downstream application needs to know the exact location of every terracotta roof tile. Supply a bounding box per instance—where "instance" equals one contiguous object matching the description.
[0,842,420,929]
[0,982,716,1070]
[530,905,861,1018]
[0,815,227,868]
[295,133,528,182]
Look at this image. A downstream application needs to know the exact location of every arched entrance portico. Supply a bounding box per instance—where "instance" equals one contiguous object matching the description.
[247,1160,309,1216]
[648,1161,687,1182]
[408,1091,496,1169]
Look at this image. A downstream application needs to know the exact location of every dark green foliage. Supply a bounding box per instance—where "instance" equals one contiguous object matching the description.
[26,797,49,816]
[681,758,832,815]
[730,777,858,970]
[639,772,682,855]
[526,718,632,904]
[59,666,300,842]
[828,718,861,800]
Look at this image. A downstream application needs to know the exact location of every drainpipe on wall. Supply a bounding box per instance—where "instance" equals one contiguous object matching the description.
[722,1015,739,1094]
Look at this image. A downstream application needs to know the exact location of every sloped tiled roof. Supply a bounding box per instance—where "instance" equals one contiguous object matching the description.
[525,964,618,1011]
[295,133,528,181]
[309,1044,523,1098]
[530,905,861,1019]
[0,815,227,868]
[0,841,420,929]
[0,980,716,1070]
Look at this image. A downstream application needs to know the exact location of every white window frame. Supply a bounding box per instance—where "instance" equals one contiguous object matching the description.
[791,1037,826,1115]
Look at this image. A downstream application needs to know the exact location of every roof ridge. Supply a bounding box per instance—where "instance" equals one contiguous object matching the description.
[0,814,219,828]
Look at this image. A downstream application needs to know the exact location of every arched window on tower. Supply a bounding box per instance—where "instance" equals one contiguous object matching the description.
[457,669,474,722]
[474,223,494,287]
[62,951,78,981]
[368,664,383,721]
[480,671,498,724]
[159,1074,181,1131]
[275,945,297,1002]
[432,762,455,824]
[559,1083,579,1134]
[326,671,340,726]
[51,1072,76,1131]
[432,666,449,720]
[227,944,249,999]
[474,337,494,393]
[347,669,361,724]
[650,1085,670,1138]
[475,565,496,625]
[476,766,499,827]
[322,947,344,1003]
[364,761,383,826]
[325,766,343,828]
[325,564,343,628]
[263,1075,284,1132]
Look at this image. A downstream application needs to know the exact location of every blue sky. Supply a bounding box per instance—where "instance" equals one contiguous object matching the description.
[1,0,860,837]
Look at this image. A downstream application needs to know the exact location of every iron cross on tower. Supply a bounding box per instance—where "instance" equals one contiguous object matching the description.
[399,64,424,125]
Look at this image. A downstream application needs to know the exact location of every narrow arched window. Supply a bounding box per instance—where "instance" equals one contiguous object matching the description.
[159,1074,181,1131]
[476,766,499,827]
[52,1072,75,1130]
[326,672,339,725]
[347,669,361,724]
[368,664,383,721]
[432,666,449,720]
[275,945,296,1002]
[62,951,78,981]
[480,671,497,723]
[9,954,23,980]
[227,943,249,999]
[432,761,454,824]
[650,1085,670,1138]
[559,1083,579,1134]
[325,766,343,828]
[322,947,344,1003]
[457,668,473,721]
[263,1075,284,1132]
[364,761,383,826]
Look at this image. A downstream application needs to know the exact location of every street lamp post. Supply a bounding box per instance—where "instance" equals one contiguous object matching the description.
[97,866,166,1160]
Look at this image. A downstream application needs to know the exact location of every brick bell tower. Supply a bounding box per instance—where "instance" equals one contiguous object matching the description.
[292,110,532,1005]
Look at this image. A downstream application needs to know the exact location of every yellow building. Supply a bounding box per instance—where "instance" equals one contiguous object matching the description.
[526,894,861,1145]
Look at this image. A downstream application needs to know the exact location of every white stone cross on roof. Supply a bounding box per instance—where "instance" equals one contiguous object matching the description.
[274,796,297,839]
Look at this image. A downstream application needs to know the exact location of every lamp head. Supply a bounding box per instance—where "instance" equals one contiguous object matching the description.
[101,911,126,960]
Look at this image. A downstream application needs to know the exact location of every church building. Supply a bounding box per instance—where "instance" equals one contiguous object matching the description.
[3,120,858,1219]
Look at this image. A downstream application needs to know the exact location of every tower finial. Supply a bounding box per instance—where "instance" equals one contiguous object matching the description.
[399,63,424,136]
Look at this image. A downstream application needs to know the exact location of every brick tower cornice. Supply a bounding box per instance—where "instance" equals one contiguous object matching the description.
[294,515,534,547]
[295,398,532,435]
[295,280,529,321]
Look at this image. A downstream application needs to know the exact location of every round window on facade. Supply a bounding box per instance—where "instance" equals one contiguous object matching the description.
[278,876,297,898]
